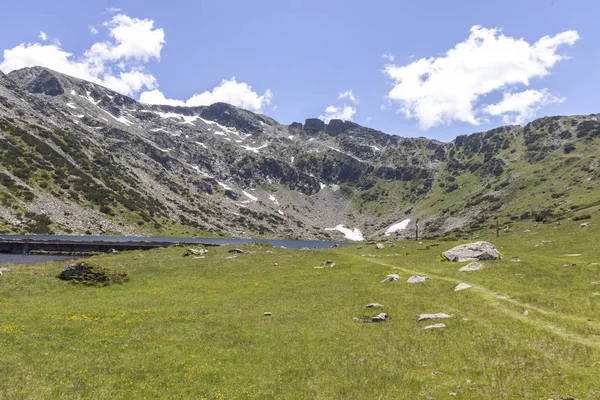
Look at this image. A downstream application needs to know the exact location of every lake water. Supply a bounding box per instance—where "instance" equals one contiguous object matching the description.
[0,234,351,265]
[0,254,84,265]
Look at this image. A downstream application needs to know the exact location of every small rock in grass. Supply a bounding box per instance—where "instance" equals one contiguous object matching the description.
[460,318,469,322]
[375,243,385,250]
[524,229,531,233]
[264,312,272,316]
[266,250,274,254]
[442,241,502,262]
[192,256,205,259]
[522,310,529,316]
[454,283,471,292]
[366,303,384,308]
[381,274,400,283]
[418,313,452,321]
[300,247,309,251]
[423,323,446,330]
[226,256,237,259]
[581,222,590,228]
[459,262,482,272]
[324,260,334,265]
[407,275,430,283]
[361,313,390,323]
[511,257,521,263]
[592,281,600,285]
[228,248,244,254]
[564,254,581,257]
[187,248,207,256]
[0,267,10,273]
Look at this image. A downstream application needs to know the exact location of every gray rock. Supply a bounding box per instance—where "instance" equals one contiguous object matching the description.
[0,267,10,273]
[59,263,90,280]
[454,283,471,292]
[304,118,326,131]
[381,274,400,283]
[459,262,482,272]
[418,313,452,321]
[581,222,590,228]
[366,303,384,308]
[187,248,207,256]
[375,243,385,250]
[264,312,272,316]
[442,241,503,262]
[522,310,529,316]
[423,323,446,330]
[407,275,430,283]
[361,313,390,323]
[228,248,244,254]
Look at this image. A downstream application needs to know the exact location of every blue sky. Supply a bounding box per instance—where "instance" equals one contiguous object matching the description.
[0,0,597,141]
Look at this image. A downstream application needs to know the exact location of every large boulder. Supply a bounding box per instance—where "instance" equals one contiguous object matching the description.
[58,261,128,286]
[442,241,502,262]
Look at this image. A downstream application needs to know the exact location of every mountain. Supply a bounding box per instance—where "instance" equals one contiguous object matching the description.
[0,66,599,240]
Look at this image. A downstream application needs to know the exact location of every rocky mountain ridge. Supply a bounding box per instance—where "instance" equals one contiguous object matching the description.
[0,66,599,240]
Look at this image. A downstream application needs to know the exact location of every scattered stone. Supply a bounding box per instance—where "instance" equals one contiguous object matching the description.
[264,312,272,316]
[192,256,205,260]
[108,248,118,254]
[266,250,274,254]
[366,303,384,308]
[226,256,237,259]
[228,248,244,254]
[563,263,578,267]
[460,318,469,322]
[522,310,529,316]
[366,241,377,245]
[581,222,590,228]
[524,229,531,233]
[423,323,446,330]
[356,246,363,249]
[459,262,482,272]
[593,293,600,296]
[0,267,10,273]
[449,393,457,396]
[592,281,600,285]
[300,247,310,251]
[407,275,430,283]
[442,241,503,262]
[324,260,334,265]
[375,243,385,250]
[381,274,400,283]
[187,248,207,256]
[454,283,471,292]
[273,263,278,266]
[511,257,521,263]
[418,313,452,321]
[360,313,390,323]
[564,254,581,257]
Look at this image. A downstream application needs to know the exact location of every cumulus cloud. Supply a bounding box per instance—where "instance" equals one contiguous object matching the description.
[384,26,579,129]
[140,77,273,112]
[319,105,356,123]
[0,14,164,96]
[89,25,99,35]
[38,31,48,41]
[338,90,359,104]
[483,89,563,124]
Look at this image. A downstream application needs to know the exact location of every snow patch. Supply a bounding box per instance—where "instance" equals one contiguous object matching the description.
[214,131,226,136]
[269,195,279,206]
[217,181,232,191]
[385,219,411,236]
[241,143,268,153]
[243,191,258,201]
[194,141,208,149]
[103,110,134,126]
[155,111,199,126]
[325,225,364,241]
[278,210,285,216]
[70,89,76,96]
[319,182,327,190]
[291,156,295,163]
[331,184,340,192]
[66,102,77,109]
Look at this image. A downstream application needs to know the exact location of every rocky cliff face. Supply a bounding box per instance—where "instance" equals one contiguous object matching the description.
[0,66,599,240]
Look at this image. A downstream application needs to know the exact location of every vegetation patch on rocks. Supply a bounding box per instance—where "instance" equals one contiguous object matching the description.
[58,261,129,286]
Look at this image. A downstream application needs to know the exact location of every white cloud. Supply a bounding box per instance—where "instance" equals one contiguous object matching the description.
[0,14,164,96]
[338,90,359,104]
[382,52,395,62]
[106,7,122,13]
[384,26,579,129]
[140,77,273,112]
[89,25,99,35]
[38,31,47,41]
[319,105,356,122]
[483,89,563,124]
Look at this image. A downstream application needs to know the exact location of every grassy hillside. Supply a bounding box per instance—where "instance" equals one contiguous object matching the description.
[2,217,600,398]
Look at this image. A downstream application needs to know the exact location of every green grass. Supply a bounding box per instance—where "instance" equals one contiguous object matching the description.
[2,219,600,398]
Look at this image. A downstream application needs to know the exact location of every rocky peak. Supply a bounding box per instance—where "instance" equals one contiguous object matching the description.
[8,67,65,96]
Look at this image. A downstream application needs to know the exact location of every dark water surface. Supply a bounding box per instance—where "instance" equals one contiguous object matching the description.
[0,254,84,265]
[0,235,351,265]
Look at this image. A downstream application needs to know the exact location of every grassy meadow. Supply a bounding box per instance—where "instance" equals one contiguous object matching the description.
[1,216,600,399]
